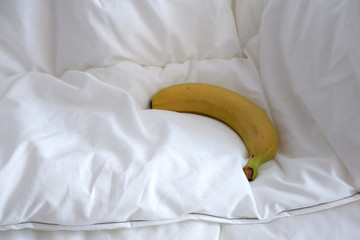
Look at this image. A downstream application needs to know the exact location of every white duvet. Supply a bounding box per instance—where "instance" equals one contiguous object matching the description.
[0,0,359,234]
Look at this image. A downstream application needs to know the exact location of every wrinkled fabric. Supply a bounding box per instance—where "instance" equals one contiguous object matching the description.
[0,0,359,234]
[260,0,360,189]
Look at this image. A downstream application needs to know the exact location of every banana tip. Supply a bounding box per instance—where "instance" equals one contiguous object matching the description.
[243,167,254,181]
[149,100,153,109]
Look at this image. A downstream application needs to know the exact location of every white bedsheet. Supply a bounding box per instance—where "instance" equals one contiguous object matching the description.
[1,199,360,240]
[0,0,359,238]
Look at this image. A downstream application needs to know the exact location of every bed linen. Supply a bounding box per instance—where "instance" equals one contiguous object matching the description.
[0,0,359,238]
[1,199,359,240]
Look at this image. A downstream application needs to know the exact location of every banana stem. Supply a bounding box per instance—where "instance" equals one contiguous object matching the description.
[243,167,254,181]
[243,155,263,181]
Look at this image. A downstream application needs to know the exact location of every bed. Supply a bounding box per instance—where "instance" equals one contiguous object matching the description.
[1,0,359,239]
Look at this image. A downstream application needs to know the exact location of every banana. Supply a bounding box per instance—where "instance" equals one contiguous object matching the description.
[150,83,279,181]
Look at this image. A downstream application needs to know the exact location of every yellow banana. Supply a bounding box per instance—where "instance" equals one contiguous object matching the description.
[150,83,279,181]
